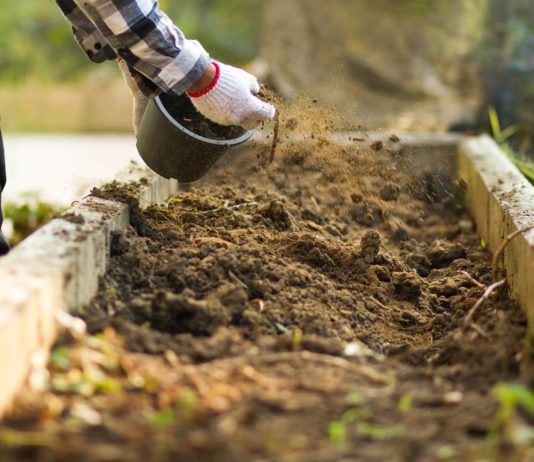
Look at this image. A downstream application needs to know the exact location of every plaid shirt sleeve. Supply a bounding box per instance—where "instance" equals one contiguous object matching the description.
[56,0,117,63]
[55,0,209,96]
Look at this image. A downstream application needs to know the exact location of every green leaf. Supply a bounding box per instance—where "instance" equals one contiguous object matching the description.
[328,421,347,445]
[489,106,502,140]
[345,392,365,406]
[356,422,405,440]
[503,384,534,415]
[50,347,71,371]
[500,125,519,142]
[94,377,122,394]
[398,396,412,414]
[151,409,175,429]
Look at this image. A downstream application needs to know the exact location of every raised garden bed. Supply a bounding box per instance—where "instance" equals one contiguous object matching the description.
[0,132,533,461]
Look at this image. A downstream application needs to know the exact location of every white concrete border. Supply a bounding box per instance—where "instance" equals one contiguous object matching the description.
[458,135,534,325]
[0,166,178,417]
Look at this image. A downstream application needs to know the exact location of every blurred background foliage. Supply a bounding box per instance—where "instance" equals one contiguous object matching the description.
[0,1,87,83]
[0,0,260,132]
[0,0,261,84]
[1,0,533,150]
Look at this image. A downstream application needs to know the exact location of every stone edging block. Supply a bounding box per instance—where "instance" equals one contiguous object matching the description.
[458,135,534,325]
[0,167,178,417]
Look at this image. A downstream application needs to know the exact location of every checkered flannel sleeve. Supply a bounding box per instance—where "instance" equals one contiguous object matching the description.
[55,0,209,96]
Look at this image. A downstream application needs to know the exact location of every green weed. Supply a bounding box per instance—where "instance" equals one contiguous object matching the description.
[150,409,175,430]
[3,194,64,245]
[328,393,404,449]
[489,106,534,184]
[487,383,534,448]
[398,395,412,414]
[355,422,405,440]
[489,107,519,145]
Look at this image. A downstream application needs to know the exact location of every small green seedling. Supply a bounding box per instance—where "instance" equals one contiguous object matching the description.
[328,420,347,447]
[489,106,518,145]
[398,395,412,414]
[488,106,534,184]
[487,382,534,448]
[355,422,405,440]
[4,195,65,245]
[328,395,366,449]
[329,392,404,449]
[50,347,71,371]
[436,445,457,460]
[175,387,198,418]
[150,408,175,430]
[345,393,365,406]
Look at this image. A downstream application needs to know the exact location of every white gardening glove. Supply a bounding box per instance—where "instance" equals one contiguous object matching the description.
[118,58,149,135]
[187,61,275,130]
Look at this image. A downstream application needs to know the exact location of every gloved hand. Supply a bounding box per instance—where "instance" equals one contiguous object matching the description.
[117,58,149,135]
[187,61,276,130]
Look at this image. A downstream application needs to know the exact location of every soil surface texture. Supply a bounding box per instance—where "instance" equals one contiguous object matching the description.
[1,112,530,462]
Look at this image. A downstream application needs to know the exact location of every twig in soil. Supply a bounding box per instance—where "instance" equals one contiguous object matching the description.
[463,278,506,327]
[215,351,391,386]
[240,365,282,391]
[182,365,212,398]
[310,196,321,213]
[469,322,490,339]
[269,112,280,164]
[155,210,183,232]
[492,224,534,282]
[460,271,485,289]
[228,270,248,289]
[368,296,389,311]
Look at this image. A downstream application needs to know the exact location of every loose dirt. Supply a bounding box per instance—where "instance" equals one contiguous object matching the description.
[159,93,246,141]
[1,103,529,462]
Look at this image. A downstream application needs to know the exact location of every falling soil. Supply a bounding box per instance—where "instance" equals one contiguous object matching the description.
[159,92,245,141]
[1,104,530,462]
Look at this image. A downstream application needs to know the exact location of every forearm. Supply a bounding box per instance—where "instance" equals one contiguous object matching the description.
[72,0,209,95]
[57,0,275,130]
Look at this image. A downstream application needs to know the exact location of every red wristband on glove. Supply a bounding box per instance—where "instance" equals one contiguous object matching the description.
[187,61,220,98]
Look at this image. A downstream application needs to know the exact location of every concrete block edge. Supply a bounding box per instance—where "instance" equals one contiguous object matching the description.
[0,167,177,417]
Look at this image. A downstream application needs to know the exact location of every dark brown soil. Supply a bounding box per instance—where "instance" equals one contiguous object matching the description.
[159,93,245,140]
[1,121,530,462]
